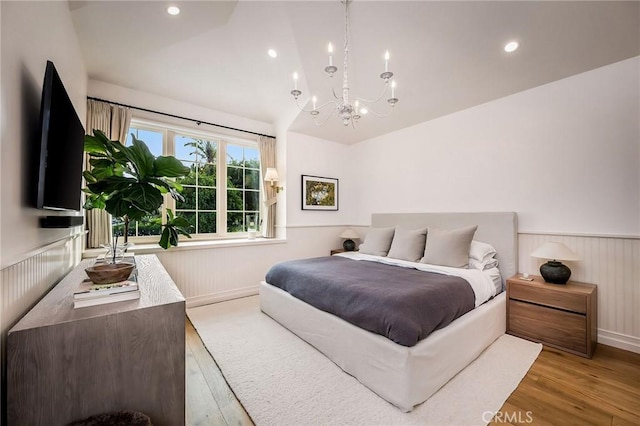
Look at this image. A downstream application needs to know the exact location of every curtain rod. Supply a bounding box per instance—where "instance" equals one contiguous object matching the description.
[87,96,275,139]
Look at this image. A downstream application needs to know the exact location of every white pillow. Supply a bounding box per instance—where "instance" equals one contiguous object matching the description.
[421,225,477,268]
[469,257,499,271]
[387,226,428,262]
[469,240,497,262]
[358,227,395,257]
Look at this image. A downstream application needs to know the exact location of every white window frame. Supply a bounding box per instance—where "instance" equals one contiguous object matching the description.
[125,118,262,243]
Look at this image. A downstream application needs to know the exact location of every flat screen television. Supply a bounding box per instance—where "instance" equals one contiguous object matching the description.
[36,60,85,212]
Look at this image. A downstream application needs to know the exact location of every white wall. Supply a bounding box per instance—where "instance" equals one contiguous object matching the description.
[1,1,87,269]
[351,57,640,236]
[88,80,274,140]
[285,132,355,227]
[1,1,87,421]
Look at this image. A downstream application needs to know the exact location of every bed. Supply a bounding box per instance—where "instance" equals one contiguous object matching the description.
[260,212,517,412]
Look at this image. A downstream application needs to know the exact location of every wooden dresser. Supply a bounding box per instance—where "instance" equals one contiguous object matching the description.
[7,255,185,426]
[506,274,597,358]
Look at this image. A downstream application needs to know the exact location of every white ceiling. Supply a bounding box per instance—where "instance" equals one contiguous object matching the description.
[70,1,640,144]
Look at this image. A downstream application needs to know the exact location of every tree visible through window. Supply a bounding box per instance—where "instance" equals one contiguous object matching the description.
[175,136,217,234]
[123,121,262,240]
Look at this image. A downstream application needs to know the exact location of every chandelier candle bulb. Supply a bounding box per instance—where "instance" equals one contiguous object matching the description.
[384,50,390,72]
[328,42,334,66]
[293,72,298,90]
[312,96,317,110]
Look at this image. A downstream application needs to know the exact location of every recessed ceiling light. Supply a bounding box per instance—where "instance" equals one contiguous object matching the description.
[167,6,180,16]
[268,49,278,58]
[504,41,519,53]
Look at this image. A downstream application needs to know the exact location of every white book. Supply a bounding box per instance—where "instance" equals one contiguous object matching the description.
[73,290,141,309]
[73,279,139,300]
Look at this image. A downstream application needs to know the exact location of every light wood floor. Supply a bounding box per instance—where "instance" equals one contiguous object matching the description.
[186,320,640,426]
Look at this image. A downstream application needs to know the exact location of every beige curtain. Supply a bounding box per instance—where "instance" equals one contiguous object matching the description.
[259,136,277,238]
[85,100,132,248]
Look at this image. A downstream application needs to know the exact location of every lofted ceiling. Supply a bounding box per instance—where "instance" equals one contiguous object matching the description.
[70,1,640,144]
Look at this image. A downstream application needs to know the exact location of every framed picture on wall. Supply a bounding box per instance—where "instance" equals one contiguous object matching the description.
[301,175,339,211]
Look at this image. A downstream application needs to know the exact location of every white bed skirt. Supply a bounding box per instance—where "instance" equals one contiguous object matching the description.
[259,281,506,412]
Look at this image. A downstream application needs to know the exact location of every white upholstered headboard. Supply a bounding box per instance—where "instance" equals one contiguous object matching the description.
[371,212,518,290]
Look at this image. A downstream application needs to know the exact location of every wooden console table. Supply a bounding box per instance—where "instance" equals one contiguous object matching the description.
[7,255,185,426]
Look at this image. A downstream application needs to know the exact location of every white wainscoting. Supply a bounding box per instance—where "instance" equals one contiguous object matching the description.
[519,233,639,353]
[1,236,83,336]
[157,226,346,308]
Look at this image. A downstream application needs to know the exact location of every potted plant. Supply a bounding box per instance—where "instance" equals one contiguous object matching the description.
[83,130,192,253]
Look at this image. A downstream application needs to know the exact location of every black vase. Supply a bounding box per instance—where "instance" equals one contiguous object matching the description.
[343,239,356,251]
[539,261,571,284]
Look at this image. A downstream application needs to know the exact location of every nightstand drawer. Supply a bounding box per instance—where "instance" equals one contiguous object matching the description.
[509,300,587,354]
[510,281,587,314]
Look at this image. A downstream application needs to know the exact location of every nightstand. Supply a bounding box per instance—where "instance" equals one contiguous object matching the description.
[330,249,358,255]
[506,274,597,358]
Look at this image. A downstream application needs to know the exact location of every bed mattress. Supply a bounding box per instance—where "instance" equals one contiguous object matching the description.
[260,282,506,412]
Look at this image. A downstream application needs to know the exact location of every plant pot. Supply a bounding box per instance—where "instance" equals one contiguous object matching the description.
[85,263,134,284]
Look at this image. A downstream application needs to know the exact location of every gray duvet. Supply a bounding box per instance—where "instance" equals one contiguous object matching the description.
[264,256,475,347]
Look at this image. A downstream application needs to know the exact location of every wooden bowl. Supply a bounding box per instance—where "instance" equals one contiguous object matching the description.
[85,263,134,284]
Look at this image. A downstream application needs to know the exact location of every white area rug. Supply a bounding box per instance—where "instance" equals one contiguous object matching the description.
[188,296,542,426]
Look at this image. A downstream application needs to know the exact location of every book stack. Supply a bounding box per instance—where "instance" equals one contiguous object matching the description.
[74,258,139,308]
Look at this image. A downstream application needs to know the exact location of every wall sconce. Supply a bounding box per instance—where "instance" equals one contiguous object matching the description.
[264,168,284,193]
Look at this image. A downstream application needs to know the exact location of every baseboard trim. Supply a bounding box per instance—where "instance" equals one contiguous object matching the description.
[598,329,640,354]
[186,285,259,309]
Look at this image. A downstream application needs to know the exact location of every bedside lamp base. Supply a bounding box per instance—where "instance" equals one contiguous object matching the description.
[540,260,571,284]
[343,239,356,251]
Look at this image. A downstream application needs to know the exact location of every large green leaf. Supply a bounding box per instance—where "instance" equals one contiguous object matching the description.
[153,156,190,177]
[125,136,155,178]
[121,183,164,213]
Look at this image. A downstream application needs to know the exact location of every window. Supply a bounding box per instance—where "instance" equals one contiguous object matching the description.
[123,120,261,241]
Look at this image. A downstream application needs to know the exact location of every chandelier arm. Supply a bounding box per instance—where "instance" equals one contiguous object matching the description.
[355,83,390,104]
[313,106,339,126]
[295,98,339,113]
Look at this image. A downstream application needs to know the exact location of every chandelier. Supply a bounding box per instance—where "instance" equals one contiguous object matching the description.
[290,0,398,127]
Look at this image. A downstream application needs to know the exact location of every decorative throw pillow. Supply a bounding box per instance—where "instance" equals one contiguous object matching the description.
[420,225,478,268]
[387,226,428,262]
[358,227,396,257]
[469,240,497,262]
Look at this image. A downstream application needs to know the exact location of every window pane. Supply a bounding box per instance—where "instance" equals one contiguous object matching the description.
[176,162,197,185]
[198,212,216,233]
[246,213,259,231]
[198,188,216,210]
[177,186,196,210]
[227,189,243,210]
[137,215,162,236]
[245,191,259,211]
[227,212,243,233]
[245,147,259,169]
[227,166,242,188]
[175,135,198,162]
[177,211,196,234]
[199,163,216,187]
[227,144,243,166]
[244,169,259,190]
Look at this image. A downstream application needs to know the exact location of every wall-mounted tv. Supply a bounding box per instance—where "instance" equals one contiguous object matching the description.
[36,60,85,212]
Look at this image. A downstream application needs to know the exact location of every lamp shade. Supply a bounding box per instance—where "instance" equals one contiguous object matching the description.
[264,168,279,182]
[531,242,580,261]
[340,229,359,239]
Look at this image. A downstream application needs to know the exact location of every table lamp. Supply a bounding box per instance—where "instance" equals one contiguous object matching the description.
[530,242,580,284]
[339,229,359,251]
